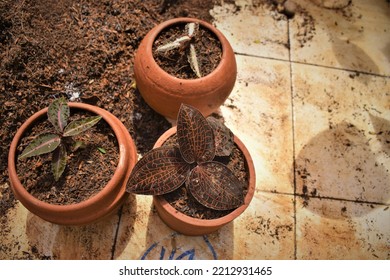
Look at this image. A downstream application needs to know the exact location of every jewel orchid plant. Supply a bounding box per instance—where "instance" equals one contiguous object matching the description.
[155,22,202,78]
[18,97,102,181]
[126,104,244,211]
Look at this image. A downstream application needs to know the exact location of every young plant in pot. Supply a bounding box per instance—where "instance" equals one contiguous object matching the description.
[8,98,138,225]
[133,17,237,119]
[126,104,255,236]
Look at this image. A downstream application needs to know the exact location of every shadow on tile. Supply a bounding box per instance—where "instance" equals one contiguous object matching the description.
[331,35,379,76]
[383,42,390,64]
[296,196,390,259]
[139,205,234,260]
[25,194,137,259]
[295,121,390,219]
[370,113,390,156]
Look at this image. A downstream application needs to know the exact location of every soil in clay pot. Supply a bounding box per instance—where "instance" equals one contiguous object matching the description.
[16,109,119,205]
[162,133,249,220]
[153,23,222,79]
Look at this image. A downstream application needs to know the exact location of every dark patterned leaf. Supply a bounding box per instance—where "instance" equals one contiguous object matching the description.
[48,97,69,132]
[177,104,215,164]
[63,115,102,137]
[52,143,67,181]
[126,146,191,195]
[19,133,61,159]
[207,116,234,156]
[187,161,244,210]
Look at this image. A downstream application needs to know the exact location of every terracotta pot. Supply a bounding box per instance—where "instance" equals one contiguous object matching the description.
[8,103,137,225]
[152,127,256,236]
[133,17,237,120]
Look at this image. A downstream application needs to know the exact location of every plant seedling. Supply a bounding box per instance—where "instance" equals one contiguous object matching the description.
[19,97,102,181]
[126,104,244,211]
[155,22,202,78]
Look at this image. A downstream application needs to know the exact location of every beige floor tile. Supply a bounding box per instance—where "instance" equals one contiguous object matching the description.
[211,0,289,60]
[231,192,295,259]
[0,203,32,259]
[115,192,295,260]
[292,62,390,203]
[221,55,293,194]
[0,201,121,259]
[290,0,390,75]
[296,196,390,259]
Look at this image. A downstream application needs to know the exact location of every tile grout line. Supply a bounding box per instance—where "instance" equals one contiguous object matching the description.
[287,18,298,261]
[110,204,124,260]
[257,189,390,207]
[234,52,390,79]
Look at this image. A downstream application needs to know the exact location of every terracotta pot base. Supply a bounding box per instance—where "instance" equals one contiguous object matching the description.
[152,127,255,236]
[8,103,137,226]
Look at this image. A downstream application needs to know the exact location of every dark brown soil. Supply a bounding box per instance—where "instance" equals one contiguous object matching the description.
[16,110,118,205]
[162,134,249,220]
[153,23,222,79]
[0,0,220,217]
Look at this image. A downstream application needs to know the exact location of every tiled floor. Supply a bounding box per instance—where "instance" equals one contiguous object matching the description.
[1,0,389,260]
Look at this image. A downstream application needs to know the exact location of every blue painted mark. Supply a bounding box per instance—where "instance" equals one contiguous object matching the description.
[159,246,166,260]
[168,248,176,260]
[176,249,195,260]
[203,235,218,260]
[141,234,218,260]
[141,242,158,260]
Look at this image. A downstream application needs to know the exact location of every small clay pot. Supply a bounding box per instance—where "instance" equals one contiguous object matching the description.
[133,17,237,120]
[8,103,138,225]
[152,127,256,236]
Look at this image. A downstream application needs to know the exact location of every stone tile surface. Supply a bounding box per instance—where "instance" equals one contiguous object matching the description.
[211,0,289,60]
[292,63,390,203]
[221,55,294,194]
[290,0,390,75]
[0,202,121,259]
[296,197,390,259]
[231,192,295,259]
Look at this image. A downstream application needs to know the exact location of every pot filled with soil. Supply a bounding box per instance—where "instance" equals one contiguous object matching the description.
[126,104,255,236]
[133,17,237,120]
[8,99,138,225]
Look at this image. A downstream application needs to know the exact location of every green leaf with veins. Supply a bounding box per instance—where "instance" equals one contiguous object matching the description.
[52,143,67,181]
[19,133,61,159]
[63,115,102,137]
[48,97,69,133]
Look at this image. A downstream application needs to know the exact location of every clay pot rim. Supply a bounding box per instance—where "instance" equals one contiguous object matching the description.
[8,102,134,212]
[153,126,256,226]
[146,17,231,85]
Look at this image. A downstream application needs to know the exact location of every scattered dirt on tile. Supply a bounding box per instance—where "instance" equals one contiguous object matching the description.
[246,215,293,241]
[299,217,360,259]
[293,9,316,47]
[252,0,316,47]
[295,121,390,216]
[313,0,358,22]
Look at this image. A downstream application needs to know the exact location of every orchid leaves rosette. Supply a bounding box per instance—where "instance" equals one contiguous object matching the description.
[18,98,102,181]
[126,104,244,211]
